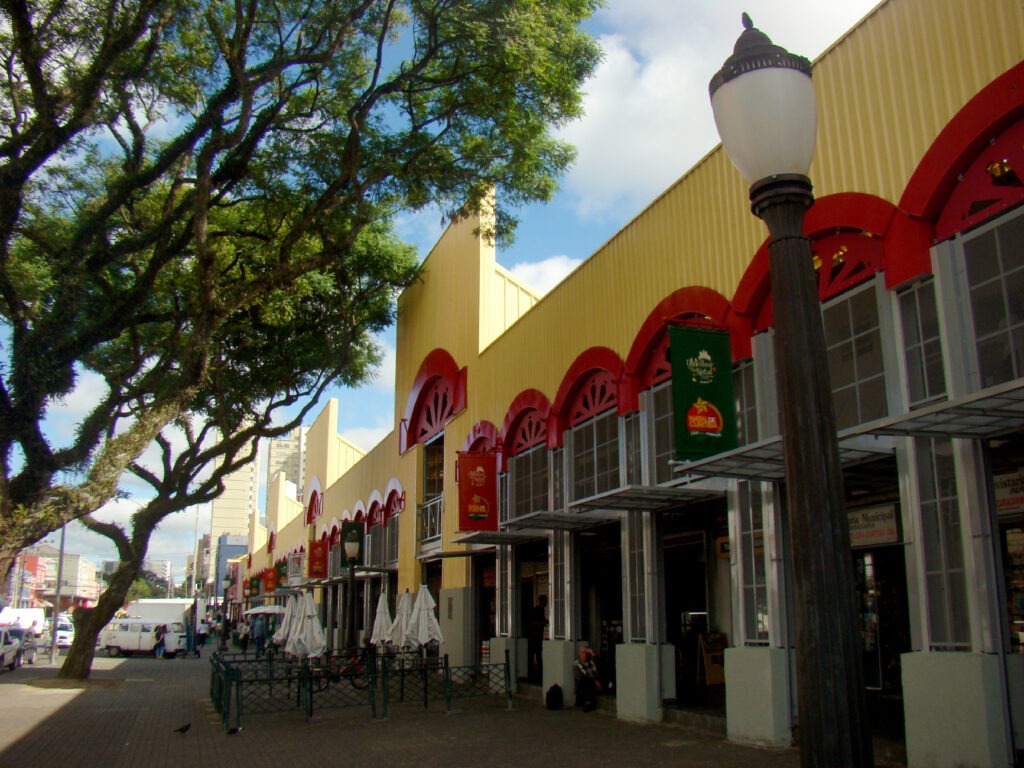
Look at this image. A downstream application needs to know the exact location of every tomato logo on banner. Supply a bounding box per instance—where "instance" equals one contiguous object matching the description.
[457,451,498,532]
[686,397,724,436]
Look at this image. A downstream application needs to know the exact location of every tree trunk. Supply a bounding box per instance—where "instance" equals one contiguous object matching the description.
[58,560,141,679]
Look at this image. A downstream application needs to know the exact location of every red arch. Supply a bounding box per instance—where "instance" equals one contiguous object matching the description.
[500,389,551,439]
[731,192,933,326]
[901,61,1024,224]
[462,420,498,451]
[400,348,468,453]
[549,347,625,447]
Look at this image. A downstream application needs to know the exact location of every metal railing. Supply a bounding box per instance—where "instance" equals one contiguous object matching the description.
[418,496,443,544]
[209,647,511,728]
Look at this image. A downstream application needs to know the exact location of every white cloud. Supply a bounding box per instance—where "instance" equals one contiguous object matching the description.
[560,0,881,219]
[369,337,396,393]
[508,254,583,296]
[341,417,394,453]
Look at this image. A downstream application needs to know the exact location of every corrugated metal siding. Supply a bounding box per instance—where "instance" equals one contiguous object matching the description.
[813,0,1024,201]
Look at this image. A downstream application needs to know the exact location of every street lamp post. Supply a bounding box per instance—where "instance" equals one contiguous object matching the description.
[219,577,231,651]
[710,16,872,767]
[344,534,360,651]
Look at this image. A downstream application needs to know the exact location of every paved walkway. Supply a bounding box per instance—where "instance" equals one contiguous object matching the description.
[0,654,803,768]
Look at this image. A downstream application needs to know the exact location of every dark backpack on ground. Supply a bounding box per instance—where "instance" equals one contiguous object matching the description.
[545,683,563,710]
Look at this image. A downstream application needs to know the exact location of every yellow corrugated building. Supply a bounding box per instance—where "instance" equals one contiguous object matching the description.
[238,0,1024,764]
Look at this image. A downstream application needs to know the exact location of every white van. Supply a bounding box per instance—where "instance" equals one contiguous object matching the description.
[100,619,186,658]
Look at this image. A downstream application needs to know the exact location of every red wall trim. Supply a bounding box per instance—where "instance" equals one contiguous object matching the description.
[400,348,468,453]
[900,61,1024,224]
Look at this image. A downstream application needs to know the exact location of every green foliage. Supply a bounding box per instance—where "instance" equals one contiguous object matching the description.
[0,0,602,580]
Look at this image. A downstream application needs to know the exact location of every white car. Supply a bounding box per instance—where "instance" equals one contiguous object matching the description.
[54,618,74,649]
[0,628,20,671]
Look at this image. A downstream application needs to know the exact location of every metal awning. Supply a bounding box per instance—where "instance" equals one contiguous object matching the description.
[505,511,609,531]
[862,379,1024,439]
[416,544,506,559]
[568,483,724,513]
[672,429,894,482]
[449,530,546,546]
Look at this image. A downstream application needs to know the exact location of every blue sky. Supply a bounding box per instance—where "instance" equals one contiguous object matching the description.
[40,0,882,581]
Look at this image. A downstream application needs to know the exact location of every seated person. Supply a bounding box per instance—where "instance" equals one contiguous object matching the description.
[573,644,602,712]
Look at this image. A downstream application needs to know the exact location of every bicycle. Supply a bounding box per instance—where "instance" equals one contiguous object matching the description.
[313,647,373,691]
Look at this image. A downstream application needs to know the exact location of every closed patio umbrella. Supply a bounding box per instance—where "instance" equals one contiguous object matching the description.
[388,590,413,649]
[272,595,299,647]
[369,592,393,646]
[405,586,443,648]
[285,592,327,659]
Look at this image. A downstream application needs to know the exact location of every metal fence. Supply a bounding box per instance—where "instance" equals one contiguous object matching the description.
[209,648,511,729]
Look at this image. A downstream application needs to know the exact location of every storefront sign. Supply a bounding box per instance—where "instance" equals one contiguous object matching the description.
[308,540,328,578]
[456,450,499,531]
[995,468,1024,517]
[261,568,275,592]
[276,560,288,588]
[669,326,737,459]
[248,576,260,597]
[848,505,899,548]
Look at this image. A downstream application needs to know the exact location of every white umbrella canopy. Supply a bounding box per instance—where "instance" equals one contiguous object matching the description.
[405,585,443,648]
[369,592,393,646]
[272,595,299,647]
[243,605,287,616]
[285,592,327,659]
[388,591,413,648]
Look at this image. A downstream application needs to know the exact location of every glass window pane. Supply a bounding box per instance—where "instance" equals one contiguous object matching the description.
[899,290,921,346]
[849,289,878,336]
[824,303,850,346]
[855,330,884,379]
[860,376,887,422]
[963,229,999,285]
[971,280,1007,338]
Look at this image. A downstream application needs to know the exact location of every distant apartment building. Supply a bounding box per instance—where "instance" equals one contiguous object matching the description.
[206,429,307,584]
[25,543,101,612]
[265,426,307,502]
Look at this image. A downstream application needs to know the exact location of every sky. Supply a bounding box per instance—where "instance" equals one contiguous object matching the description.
[38,0,882,584]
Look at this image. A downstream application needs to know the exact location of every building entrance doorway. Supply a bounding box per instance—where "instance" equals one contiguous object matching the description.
[578,522,622,693]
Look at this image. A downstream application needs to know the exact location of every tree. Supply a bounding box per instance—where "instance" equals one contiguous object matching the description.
[61,221,418,678]
[0,0,602,587]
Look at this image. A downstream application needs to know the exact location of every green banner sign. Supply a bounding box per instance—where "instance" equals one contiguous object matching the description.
[669,326,737,460]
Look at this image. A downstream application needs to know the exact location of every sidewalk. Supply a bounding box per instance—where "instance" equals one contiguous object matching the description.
[0,654,801,768]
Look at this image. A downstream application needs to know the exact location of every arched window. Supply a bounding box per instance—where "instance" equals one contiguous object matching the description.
[568,371,619,501]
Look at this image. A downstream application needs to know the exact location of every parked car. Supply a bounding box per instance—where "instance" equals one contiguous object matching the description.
[54,618,74,649]
[0,628,20,671]
[6,627,38,665]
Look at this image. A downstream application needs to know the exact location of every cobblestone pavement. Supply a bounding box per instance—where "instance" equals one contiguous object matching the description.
[0,654,803,768]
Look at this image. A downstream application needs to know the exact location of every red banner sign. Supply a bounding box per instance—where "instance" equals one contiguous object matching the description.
[308,540,328,578]
[457,451,498,532]
[261,568,275,592]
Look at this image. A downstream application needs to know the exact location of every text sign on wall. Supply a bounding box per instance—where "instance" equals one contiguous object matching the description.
[848,505,899,548]
[996,469,1024,517]
[669,326,738,460]
[457,451,499,532]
